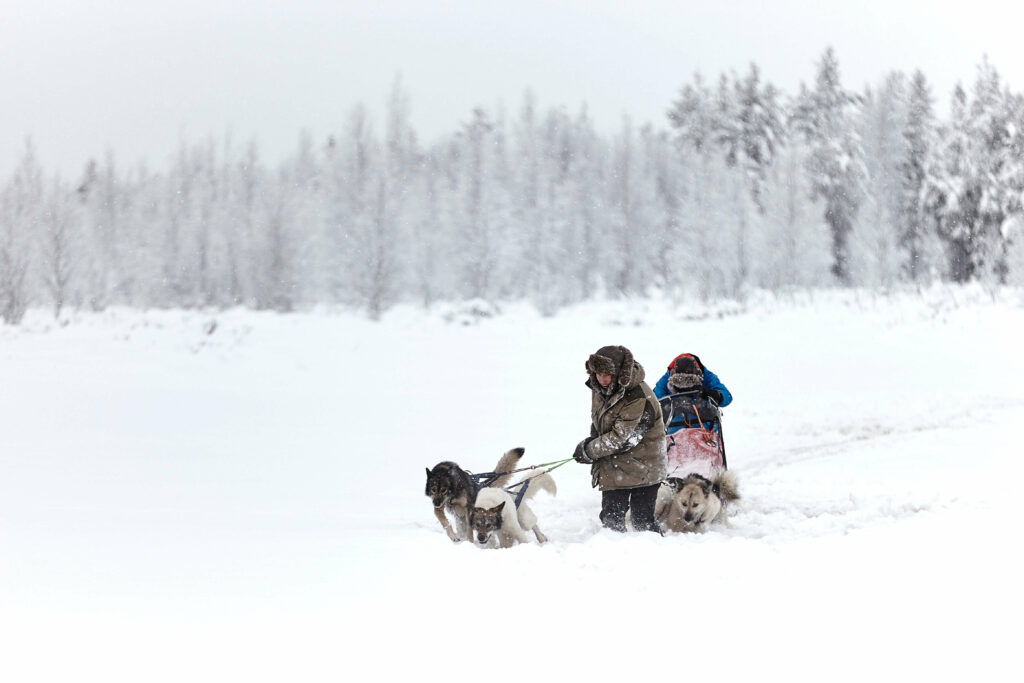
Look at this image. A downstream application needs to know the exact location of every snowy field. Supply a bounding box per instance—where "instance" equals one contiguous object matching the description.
[2,286,1023,682]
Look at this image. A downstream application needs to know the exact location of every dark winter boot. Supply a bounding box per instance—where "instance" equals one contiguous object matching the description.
[628,483,662,534]
[600,489,629,532]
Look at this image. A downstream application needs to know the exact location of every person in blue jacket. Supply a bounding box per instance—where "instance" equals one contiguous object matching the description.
[652,353,732,434]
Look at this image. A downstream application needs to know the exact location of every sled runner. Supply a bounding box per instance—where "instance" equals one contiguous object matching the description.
[658,390,727,479]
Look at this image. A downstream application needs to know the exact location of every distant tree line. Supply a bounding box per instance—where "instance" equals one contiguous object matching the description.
[1,48,1023,323]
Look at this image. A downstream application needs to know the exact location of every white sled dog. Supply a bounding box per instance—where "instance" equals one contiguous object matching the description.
[655,471,739,533]
[469,469,557,549]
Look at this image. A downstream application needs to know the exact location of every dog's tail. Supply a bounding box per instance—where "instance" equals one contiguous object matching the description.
[712,470,740,504]
[516,471,557,501]
[488,447,525,489]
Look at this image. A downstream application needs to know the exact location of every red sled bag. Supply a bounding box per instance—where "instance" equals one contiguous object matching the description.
[659,391,727,478]
[665,428,724,479]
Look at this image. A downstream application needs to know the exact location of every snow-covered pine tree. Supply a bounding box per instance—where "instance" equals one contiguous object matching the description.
[968,58,1016,283]
[792,47,866,285]
[716,65,786,296]
[728,63,785,214]
[1000,91,1024,283]
[923,59,1016,284]
[900,70,938,283]
[712,72,749,295]
[924,84,976,282]
[856,73,908,287]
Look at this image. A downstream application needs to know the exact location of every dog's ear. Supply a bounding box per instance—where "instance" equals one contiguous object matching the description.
[495,501,506,513]
[666,477,684,491]
[425,467,432,478]
[684,474,713,495]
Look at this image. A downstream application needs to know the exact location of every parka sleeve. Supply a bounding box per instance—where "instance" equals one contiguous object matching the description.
[652,371,670,399]
[702,368,732,407]
[585,396,655,460]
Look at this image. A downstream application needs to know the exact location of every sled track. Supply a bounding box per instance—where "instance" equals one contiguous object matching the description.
[740,423,946,475]
[741,398,1024,476]
[720,493,950,541]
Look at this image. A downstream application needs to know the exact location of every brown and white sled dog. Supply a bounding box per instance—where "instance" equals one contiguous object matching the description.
[655,471,740,533]
[469,471,557,549]
[425,448,523,542]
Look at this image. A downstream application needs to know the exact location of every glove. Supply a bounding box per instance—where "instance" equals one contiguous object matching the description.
[701,388,723,405]
[573,438,594,464]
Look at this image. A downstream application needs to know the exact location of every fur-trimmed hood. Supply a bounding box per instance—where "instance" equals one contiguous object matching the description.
[667,372,702,392]
[666,353,704,392]
[585,345,642,390]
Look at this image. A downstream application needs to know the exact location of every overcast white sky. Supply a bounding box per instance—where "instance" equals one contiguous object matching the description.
[3,0,1023,177]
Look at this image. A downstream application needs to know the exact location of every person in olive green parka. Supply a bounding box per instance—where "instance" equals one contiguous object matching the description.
[573,345,667,532]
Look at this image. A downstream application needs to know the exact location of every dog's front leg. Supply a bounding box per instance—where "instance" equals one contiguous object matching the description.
[532,526,548,544]
[654,501,668,524]
[454,512,471,542]
[433,508,460,542]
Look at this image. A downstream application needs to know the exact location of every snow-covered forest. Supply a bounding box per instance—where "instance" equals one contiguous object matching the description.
[2,48,1023,324]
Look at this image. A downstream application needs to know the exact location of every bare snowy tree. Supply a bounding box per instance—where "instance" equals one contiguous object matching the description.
[669,74,729,299]
[608,117,644,297]
[0,142,41,324]
[856,73,908,287]
[456,107,497,300]
[40,177,77,318]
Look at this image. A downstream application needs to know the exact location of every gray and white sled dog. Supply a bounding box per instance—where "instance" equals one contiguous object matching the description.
[425,448,523,542]
[655,471,740,533]
[469,465,557,549]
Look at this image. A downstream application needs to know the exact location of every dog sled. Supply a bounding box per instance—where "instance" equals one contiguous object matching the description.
[658,390,727,479]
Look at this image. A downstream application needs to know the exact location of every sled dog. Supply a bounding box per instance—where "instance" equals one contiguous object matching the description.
[655,471,739,533]
[425,448,523,542]
[469,471,557,548]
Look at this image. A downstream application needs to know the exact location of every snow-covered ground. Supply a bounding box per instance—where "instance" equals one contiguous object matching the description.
[2,286,1022,682]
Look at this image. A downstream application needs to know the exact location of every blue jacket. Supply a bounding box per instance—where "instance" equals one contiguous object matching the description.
[653,363,732,435]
